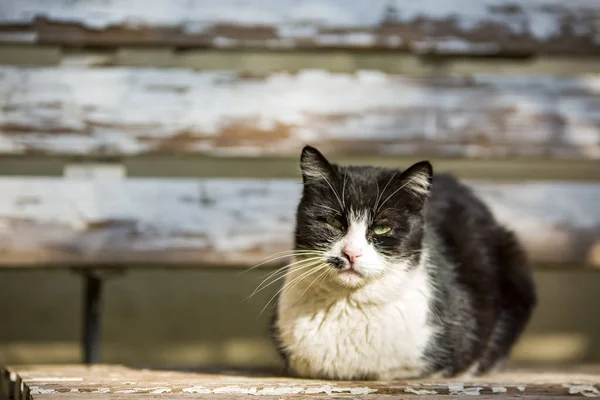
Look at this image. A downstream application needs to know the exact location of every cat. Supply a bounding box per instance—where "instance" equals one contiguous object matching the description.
[270,145,536,380]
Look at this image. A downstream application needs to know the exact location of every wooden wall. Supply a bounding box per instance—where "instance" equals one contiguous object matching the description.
[1,0,600,160]
[0,0,599,366]
[0,0,599,270]
[2,0,600,55]
[1,67,600,159]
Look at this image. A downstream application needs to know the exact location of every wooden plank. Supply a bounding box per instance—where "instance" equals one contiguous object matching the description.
[0,177,597,269]
[1,67,600,159]
[3,364,600,399]
[1,155,600,182]
[5,44,600,76]
[1,1,600,56]
[27,396,587,400]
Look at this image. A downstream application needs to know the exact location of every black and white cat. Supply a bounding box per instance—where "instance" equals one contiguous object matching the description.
[271,145,536,380]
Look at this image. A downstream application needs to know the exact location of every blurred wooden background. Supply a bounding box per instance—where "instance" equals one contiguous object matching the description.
[0,0,599,368]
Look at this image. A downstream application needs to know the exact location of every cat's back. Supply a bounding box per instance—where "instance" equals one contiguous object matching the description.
[427,173,494,224]
[425,172,521,275]
[426,173,511,265]
[423,173,536,376]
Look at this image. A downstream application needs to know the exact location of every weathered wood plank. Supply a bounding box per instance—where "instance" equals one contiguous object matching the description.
[0,177,597,269]
[2,155,600,182]
[5,44,600,76]
[2,364,599,399]
[1,0,600,56]
[27,396,589,400]
[1,67,600,158]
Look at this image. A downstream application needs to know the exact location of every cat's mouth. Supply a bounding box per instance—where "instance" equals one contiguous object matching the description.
[326,257,364,277]
[338,268,363,277]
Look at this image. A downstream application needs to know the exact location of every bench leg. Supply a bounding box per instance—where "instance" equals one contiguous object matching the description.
[82,273,102,364]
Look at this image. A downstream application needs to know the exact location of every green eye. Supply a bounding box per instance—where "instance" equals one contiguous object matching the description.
[326,216,343,230]
[373,226,392,235]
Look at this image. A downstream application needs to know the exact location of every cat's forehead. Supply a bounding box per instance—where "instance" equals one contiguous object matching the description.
[339,165,402,190]
[337,165,398,182]
[332,165,405,211]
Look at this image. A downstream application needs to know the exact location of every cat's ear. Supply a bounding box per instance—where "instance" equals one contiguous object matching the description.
[300,145,335,183]
[398,161,433,198]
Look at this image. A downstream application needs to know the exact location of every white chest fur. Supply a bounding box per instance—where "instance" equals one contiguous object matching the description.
[275,265,435,380]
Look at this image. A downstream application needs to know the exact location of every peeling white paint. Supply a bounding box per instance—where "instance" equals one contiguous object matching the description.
[447,383,483,396]
[332,386,378,395]
[491,386,507,393]
[565,384,600,397]
[255,386,305,395]
[115,389,137,394]
[1,67,599,158]
[1,0,599,41]
[212,385,258,394]
[115,386,172,394]
[150,387,172,394]
[304,386,332,394]
[461,387,484,396]
[303,385,377,395]
[0,178,597,267]
[405,388,439,395]
[182,386,211,394]
[316,32,376,47]
[92,388,110,394]
[29,386,56,394]
[448,383,465,393]
[180,384,377,395]
[517,386,526,392]
[413,37,500,54]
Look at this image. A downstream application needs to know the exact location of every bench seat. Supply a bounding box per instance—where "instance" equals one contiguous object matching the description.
[2,364,600,399]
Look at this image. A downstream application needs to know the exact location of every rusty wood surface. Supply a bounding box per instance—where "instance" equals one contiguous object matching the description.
[1,67,600,159]
[2,364,599,399]
[1,1,600,56]
[0,177,597,269]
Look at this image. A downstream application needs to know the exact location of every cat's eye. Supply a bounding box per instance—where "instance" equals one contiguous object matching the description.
[325,216,343,230]
[373,226,392,235]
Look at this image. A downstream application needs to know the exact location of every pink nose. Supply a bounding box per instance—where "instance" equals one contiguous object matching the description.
[343,246,362,263]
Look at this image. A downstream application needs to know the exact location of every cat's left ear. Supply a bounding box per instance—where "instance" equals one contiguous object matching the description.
[299,145,336,184]
[398,161,433,199]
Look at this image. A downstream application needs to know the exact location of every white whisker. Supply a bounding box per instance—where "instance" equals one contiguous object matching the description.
[239,250,325,275]
[374,168,401,212]
[247,257,325,300]
[342,170,348,210]
[295,267,330,304]
[319,172,344,212]
[258,263,329,317]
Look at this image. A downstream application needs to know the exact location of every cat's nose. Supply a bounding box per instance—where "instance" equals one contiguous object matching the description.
[342,246,362,264]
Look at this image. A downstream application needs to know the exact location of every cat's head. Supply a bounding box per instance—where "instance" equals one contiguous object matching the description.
[294,145,432,288]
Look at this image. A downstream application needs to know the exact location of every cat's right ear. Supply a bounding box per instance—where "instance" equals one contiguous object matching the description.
[300,145,335,184]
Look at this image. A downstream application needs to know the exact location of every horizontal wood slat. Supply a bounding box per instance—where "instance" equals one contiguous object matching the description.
[1,155,600,181]
[0,177,597,269]
[1,1,600,56]
[3,364,600,399]
[1,67,600,159]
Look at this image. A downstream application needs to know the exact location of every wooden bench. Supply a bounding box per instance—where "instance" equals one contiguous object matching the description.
[1,0,600,375]
[2,364,600,399]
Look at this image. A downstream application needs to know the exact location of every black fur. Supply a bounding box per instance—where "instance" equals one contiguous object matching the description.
[423,174,536,375]
[272,145,536,377]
